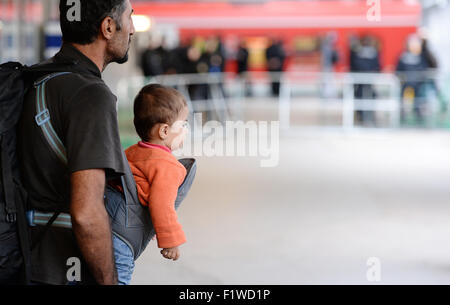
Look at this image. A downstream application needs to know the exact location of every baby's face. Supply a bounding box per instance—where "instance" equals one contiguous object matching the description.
[167,106,189,151]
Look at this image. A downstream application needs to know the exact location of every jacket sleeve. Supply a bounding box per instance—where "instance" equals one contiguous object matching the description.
[147,162,187,249]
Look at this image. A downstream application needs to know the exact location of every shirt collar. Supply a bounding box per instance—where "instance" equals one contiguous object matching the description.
[53,43,102,78]
[138,141,172,153]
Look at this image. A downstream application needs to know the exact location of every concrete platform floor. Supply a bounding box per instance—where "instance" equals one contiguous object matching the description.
[131,128,450,285]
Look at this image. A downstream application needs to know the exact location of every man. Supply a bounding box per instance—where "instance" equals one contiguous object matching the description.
[265,39,286,97]
[396,34,430,123]
[140,34,165,77]
[350,35,381,125]
[17,0,135,285]
[236,40,250,97]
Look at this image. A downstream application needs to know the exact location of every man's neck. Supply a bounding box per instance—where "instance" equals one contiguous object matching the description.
[70,42,107,72]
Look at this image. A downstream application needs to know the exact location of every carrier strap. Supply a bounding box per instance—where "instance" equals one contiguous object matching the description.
[0,135,17,222]
[31,72,70,249]
[31,211,61,251]
[34,72,71,165]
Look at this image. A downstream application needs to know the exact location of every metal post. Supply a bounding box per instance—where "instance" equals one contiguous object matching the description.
[390,76,402,128]
[342,76,355,129]
[279,72,291,131]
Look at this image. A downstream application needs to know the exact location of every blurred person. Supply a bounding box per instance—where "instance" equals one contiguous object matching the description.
[181,40,208,119]
[171,37,192,74]
[237,39,251,97]
[419,28,437,70]
[205,36,227,87]
[265,38,286,97]
[321,32,339,72]
[196,48,214,119]
[160,36,182,75]
[350,35,381,126]
[396,34,431,123]
[205,35,228,121]
[185,38,211,108]
[140,34,166,77]
[419,29,447,113]
[186,41,209,100]
[185,43,201,73]
[163,47,183,75]
[237,40,249,75]
[209,53,224,73]
[106,84,195,285]
[206,36,225,73]
[320,32,339,99]
[218,36,227,72]
[17,0,135,285]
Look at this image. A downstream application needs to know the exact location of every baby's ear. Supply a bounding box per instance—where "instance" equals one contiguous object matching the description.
[159,124,169,139]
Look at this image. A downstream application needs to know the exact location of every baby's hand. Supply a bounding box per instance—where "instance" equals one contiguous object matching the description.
[161,246,180,261]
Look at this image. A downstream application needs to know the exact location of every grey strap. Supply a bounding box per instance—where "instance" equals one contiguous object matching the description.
[34,72,71,165]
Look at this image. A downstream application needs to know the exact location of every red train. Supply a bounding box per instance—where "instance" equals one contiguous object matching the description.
[132,0,422,73]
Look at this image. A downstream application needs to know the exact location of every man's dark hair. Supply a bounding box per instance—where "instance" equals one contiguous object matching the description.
[134,84,188,142]
[59,0,127,45]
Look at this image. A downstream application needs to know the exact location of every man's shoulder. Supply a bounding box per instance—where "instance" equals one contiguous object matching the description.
[47,73,116,109]
[50,72,111,95]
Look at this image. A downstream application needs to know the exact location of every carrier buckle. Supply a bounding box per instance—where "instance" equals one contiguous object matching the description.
[35,109,50,126]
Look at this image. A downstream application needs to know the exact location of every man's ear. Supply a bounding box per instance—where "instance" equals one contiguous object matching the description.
[100,16,116,40]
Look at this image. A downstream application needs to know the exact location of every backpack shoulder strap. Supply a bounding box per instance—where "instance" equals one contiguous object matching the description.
[0,133,17,222]
[34,72,72,165]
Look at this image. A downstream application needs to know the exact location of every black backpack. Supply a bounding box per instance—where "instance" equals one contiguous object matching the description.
[0,61,75,285]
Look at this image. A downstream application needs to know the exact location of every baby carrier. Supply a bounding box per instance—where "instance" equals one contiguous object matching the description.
[106,158,197,259]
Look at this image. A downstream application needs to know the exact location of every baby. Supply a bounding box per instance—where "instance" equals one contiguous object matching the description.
[110,84,191,284]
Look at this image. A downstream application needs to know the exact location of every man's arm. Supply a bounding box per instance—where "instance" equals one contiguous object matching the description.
[70,169,117,285]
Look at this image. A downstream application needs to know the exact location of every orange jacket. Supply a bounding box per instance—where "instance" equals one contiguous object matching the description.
[125,142,187,249]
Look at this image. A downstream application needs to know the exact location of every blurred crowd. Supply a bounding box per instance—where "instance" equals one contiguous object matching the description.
[139,32,445,125]
[349,32,444,125]
[141,36,226,77]
[140,35,227,102]
[139,35,287,99]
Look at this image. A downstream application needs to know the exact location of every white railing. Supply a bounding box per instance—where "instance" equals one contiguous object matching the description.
[117,70,447,130]
[247,71,401,130]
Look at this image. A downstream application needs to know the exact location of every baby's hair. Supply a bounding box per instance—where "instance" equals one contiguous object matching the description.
[134,84,188,142]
